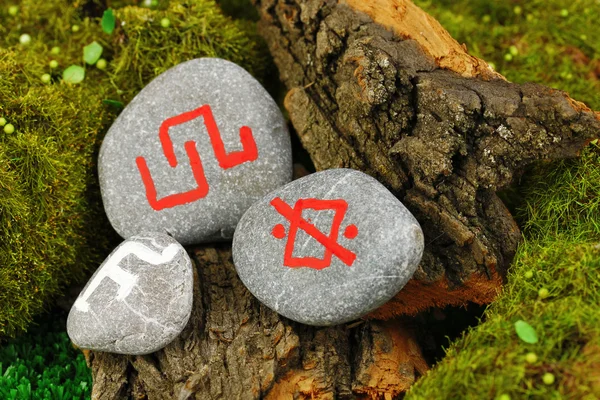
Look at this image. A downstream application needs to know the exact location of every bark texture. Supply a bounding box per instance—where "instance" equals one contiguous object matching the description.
[89,0,600,398]
[90,247,428,399]
[256,0,600,318]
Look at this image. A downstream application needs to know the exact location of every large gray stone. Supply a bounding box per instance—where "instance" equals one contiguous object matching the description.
[232,169,424,326]
[67,232,193,355]
[99,58,292,245]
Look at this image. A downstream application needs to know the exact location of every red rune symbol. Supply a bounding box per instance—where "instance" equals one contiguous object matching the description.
[135,104,258,211]
[270,197,359,270]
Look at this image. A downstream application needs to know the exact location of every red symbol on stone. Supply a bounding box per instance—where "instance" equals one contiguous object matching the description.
[136,104,258,211]
[270,197,358,270]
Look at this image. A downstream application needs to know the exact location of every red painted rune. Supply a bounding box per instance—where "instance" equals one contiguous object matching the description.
[136,104,258,211]
[270,197,358,270]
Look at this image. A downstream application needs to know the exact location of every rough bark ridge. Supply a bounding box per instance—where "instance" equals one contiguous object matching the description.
[88,0,600,398]
[90,247,428,399]
[255,0,600,317]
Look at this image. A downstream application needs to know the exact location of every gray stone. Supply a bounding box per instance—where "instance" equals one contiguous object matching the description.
[232,169,424,326]
[67,232,193,355]
[99,58,292,245]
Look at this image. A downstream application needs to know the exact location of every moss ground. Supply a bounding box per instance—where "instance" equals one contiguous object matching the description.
[407,1,600,398]
[414,0,600,110]
[0,0,269,339]
[407,148,600,399]
[0,310,91,400]
[0,0,598,398]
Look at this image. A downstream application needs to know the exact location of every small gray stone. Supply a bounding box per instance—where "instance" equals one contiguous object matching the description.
[232,169,424,326]
[67,232,193,355]
[99,58,292,245]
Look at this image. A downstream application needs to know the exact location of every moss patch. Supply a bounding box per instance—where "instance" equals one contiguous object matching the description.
[0,0,269,339]
[406,2,600,397]
[408,229,600,398]
[0,47,115,339]
[414,0,600,110]
[407,14,599,400]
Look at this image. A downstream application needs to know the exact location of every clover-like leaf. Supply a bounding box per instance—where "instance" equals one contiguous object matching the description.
[102,9,116,35]
[83,42,103,65]
[515,320,538,344]
[62,65,85,84]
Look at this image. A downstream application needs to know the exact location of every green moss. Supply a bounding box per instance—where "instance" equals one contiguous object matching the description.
[405,57,600,400]
[414,0,600,110]
[408,235,600,399]
[217,0,259,21]
[0,311,92,399]
[0,47,115,339]
[406,1,600,398]
[0,0,269,339]
[110,1,269,100]
[409,93,600,400]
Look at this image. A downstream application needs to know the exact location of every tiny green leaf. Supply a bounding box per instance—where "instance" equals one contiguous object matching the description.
[83,42,103,65]
[102,99,124,108]
[62,65,85,84]
[101,9,116,35]
[515,320,538,344]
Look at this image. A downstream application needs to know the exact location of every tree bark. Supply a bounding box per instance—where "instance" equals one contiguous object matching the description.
[255,0,600,317]
[88,0,600,398]
[89,246,428,399]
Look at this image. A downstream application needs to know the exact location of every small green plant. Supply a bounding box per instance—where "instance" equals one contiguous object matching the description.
[525,352,538,364]
[0,0,270,339]
[0,311,92,399]
[83,41,103,65]
[62,65,85,83]
[101,9,116,35]
[514,320,538,344]
[96,58,107,70]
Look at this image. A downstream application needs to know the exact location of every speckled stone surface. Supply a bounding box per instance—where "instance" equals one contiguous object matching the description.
[99,58,292,245]
[67,232,193,355]
[232,169,424,326]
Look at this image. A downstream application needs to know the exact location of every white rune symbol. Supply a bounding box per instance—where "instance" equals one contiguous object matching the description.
[74,242,180,313]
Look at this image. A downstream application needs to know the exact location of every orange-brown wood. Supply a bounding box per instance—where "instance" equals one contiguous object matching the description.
[343,0,502,80]
[367,268,503,319]
[265,369,334,400]
[353,320,429,398]
[266,321,429,399]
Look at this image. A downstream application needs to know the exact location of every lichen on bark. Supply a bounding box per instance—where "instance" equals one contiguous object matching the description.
[255,0,600,317]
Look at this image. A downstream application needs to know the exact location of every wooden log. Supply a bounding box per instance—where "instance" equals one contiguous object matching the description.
[89,246,428,399]
[88,0,600,398]
[255,0,599,317]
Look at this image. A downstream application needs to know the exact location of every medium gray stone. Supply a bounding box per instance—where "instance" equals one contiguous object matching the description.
[232,169,424,326]
[99,58,292,245]
[67,232,193,355]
